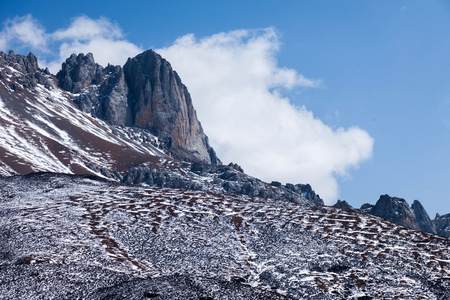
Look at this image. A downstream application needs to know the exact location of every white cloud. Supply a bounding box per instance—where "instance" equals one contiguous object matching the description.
[157,28,374,203]
[0,16,374,203]
[52,16,123,41]
[0,15,48,52]
[49,16,143,73]
[0,15,143,73]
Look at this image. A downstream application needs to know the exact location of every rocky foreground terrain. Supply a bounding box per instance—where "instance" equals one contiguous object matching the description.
[1,50,450,299]
[1,173,449,299]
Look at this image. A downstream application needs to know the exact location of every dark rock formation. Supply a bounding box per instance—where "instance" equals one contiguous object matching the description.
[0,50,52,90]
[56,51,220,165]
[0,50,39,74]
[360,196,447,236]
[360,203,374,213]
[56,53,131,126]
[286,183,323,205]
[368,194,420,230]
[333,200,353,210]
[411,200,437,235]
[122,160,324,206]
[56,53,103,93]
[123,50,219,165]
[434,213,450,237]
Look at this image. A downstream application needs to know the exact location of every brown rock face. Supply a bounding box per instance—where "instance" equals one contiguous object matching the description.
[369,195,420,230]
[57,50,220,165]
[123,50,219,165]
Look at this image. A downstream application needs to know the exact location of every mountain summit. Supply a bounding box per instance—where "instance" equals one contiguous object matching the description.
[0,50,321,205]
[0,50,449,299]
[56,50,219,165]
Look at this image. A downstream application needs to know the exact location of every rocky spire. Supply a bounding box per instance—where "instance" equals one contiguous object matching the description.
[368,194,420,230]
[0,51,51,90]
[411,200,437,235]
[56,53,103,93]
[0,50,39,74]
[434,213,450,237]
[123,50,219,165]
[56,50,220,165]
[333,200,353,210]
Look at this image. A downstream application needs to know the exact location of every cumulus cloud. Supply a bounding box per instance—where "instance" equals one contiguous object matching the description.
[0,15,143,73]
[158,28,374,203]
[0,16,374,203]
[52,16,123,41]
[0,15,48,52]
[49,16,142,70]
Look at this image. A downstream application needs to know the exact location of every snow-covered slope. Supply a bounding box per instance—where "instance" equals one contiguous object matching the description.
[0,52,167,177]
[0,50,319,207]
[1,173,449,299]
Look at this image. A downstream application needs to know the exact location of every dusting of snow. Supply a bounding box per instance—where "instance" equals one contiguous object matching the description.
[1,174,448,299]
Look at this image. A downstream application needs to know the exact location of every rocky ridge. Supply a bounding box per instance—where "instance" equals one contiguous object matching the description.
[0,50,321,207]
[0,173,449,299]
[123,160,324,205]
[353,195,450,238]
[56,51,219,165]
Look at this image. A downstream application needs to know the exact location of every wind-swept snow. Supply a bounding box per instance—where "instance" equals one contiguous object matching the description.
[0,174,448,299]
[0,65,167,176]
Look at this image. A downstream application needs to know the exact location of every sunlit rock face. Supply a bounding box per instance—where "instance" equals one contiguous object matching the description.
[362,196,440,236]
[56,50,219,165]
[412,200,437,235]
[367,194,420,231]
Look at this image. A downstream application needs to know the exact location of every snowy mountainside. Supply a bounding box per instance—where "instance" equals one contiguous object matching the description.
[0,51,167,177]
[0,50,319,206]
[1,173,449,299]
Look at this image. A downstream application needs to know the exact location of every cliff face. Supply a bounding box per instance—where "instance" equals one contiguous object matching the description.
[362,195,440,236]
[412,200,437,235]
[0,50,165,177]
[123,50,219,165]
[368,195,420,231]
[57,50,219,165]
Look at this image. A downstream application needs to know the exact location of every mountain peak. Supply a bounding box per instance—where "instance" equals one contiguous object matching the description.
[56,50,220,165]
[0,50,39,74]
[368,194,420,230]
[411,199,437,234]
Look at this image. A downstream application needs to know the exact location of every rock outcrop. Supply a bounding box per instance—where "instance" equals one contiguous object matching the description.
[434,213,450,237]
[124,50,219,165]
[122,160,324,206]
[411,200,437,235]
[0,50,51,90]
[361,196,442,236]
[333,200,353,210]
[366,194,420,231]
[56,51,219,165]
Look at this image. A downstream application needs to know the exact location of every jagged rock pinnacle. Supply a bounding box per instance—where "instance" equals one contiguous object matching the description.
[56,50,220,165]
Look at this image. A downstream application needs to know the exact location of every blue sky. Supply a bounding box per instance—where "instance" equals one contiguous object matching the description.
[1,0,450,216]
